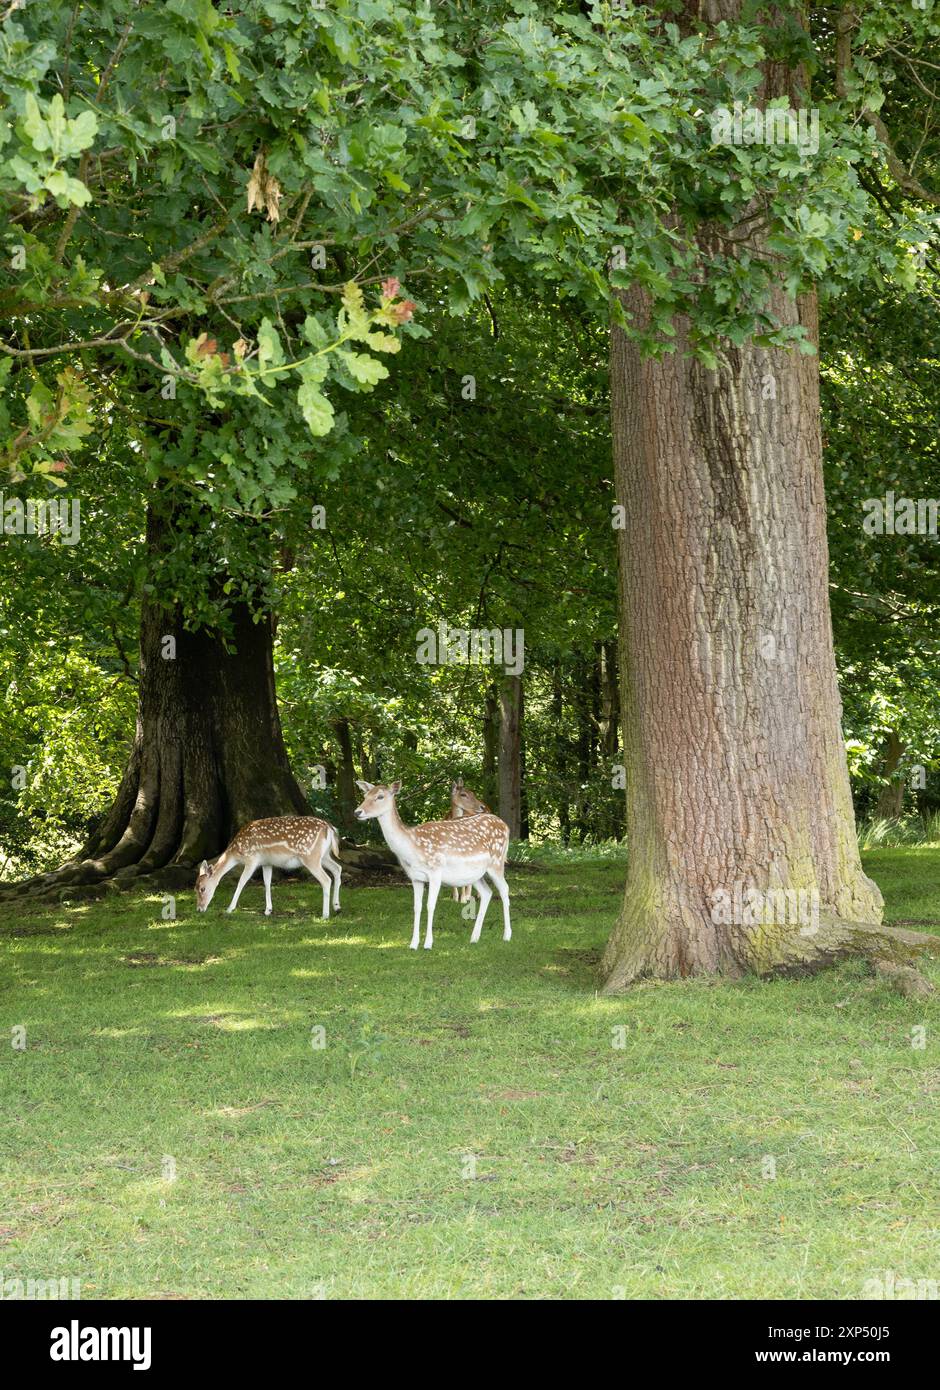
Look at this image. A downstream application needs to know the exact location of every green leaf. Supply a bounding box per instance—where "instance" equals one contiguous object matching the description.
[338,350,389,387]
[22,94,49,151]
[43,170,92,206]
[302,315,330,350]
[257,318,284,373]
[297,381,335,436]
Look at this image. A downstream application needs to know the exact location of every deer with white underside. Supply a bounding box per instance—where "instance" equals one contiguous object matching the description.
[448,777,489,904]
[195,816,341,918]
[354,779,510,950]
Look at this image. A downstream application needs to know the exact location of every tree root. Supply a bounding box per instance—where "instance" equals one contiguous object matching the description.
[600,910,940,991]
[743,915,940,977]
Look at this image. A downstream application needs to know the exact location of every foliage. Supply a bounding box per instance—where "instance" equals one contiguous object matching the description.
[3,3,940,867]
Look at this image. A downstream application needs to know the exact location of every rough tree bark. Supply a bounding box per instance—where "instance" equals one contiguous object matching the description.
[601,273,897,987]
[598,270,939,986]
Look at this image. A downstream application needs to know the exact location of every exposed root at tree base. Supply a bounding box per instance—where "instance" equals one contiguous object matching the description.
[746,916,940,977]
[600,916,940,993]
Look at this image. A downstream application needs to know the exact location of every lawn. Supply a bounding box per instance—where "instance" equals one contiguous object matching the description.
[1,847,938,1300]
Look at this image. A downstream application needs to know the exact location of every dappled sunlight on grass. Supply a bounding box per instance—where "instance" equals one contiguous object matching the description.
[301,933,373,947]
[162,1008,280,1033]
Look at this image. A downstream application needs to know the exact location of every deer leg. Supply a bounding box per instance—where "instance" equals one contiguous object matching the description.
[227,859,257,913]
[321,849,342,911]
[302,853,331,919]
[469,877,493,943]
[488,869,511,941]
[262,864,273,916]
[410,879,425,950]
[424,875,441,950]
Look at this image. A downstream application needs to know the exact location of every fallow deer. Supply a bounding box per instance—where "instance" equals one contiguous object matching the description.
[354,779,510,950]
[195,816,342,918]
[448,777,489,903]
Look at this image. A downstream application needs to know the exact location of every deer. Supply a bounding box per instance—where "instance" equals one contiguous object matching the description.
[195,816,342,919]
[448,777,489,904]
[354,779,510,951]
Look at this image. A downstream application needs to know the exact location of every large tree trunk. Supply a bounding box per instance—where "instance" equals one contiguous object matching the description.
[597,0,916,989]
[24,507,308,892]
[498,673,523,838]
[600,274,891,989]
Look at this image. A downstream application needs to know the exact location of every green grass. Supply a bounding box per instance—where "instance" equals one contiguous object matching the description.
[1,849,938,1300]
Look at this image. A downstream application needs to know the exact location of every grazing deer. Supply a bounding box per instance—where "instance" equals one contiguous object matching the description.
[448,777,489,903]
[195,816,342,919]
[354,779,510,950]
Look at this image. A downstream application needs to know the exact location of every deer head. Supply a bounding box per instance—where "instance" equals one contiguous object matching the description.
[354,779,402,820]
[195,858,219,912]
[450,778,488,817]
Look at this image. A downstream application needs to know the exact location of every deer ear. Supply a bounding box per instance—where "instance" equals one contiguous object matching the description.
[389,780,402,795]
[199,860,209,875]
[355,779,373,793]
[456,777,464,789]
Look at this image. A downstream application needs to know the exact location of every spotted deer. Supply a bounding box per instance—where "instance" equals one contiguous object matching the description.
[448,777,489,903]
[354,779,510,950]
[195,816,341,918]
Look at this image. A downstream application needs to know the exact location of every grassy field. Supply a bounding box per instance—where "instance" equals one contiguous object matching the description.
[1,846,938,1300]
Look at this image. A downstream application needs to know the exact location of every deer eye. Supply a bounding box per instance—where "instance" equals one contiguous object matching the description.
[377,793,385,799]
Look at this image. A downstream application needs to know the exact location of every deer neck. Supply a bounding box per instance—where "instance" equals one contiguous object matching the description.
[375,802,416,859]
